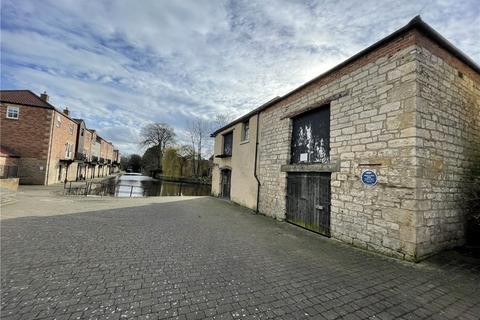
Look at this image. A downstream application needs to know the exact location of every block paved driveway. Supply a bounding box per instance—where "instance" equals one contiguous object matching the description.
[1,197,479,320]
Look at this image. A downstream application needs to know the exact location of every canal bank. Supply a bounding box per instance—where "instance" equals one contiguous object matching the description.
[1,173,210,219]
[65,173,211,197]
[0,183,204,220]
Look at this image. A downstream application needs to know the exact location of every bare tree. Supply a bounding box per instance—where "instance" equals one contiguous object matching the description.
[140,123,175,172]
[177,145,195,176]
[187,118,210,176]
[211,113,234,132]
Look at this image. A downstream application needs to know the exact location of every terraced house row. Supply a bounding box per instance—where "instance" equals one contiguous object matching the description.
[0,90,120,185]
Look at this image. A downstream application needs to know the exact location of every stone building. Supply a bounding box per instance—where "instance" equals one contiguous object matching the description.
[211,16,480,260]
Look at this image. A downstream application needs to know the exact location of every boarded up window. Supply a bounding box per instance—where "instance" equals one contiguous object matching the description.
[290,105,330,164]
[223,132,233,156]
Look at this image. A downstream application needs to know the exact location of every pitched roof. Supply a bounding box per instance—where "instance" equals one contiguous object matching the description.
[211,16,480,137]
[0,89,82,125]
[0,90,55,109]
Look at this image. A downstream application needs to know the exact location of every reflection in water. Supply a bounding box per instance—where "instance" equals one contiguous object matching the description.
[109,174,211,197]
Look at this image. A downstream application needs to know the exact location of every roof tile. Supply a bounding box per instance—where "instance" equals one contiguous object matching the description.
[0,90,54,109]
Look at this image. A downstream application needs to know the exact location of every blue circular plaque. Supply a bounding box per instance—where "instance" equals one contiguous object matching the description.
[361,170,378,186]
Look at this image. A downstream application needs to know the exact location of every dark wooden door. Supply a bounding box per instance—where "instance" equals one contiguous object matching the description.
[286,172,331,236]
[220,169,231,199]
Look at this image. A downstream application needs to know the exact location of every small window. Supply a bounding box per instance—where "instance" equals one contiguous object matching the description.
[223,132,233,156]
[69,124,74,135]
[6,106,19,119]
[242,121,249,142]
[56,115,62,127]
[65,143,73,159]
[81,128,85,136]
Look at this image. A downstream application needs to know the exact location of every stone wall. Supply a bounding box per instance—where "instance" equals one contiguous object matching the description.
[414,34,480,257]
[0,178,19,192]
[258,32,421,259]
[257,30,480,260]
[212,25,479,260]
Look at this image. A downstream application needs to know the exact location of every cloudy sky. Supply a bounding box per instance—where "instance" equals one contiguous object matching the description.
[1,0,479,155]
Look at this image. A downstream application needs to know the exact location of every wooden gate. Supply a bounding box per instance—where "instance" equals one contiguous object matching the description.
[220,169,231,199]
[286,172,331,236]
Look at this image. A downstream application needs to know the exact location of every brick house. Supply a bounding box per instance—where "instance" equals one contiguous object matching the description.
[98,136,112,177]
[211,17,480,260]
[0,90,78,184]
[113,149,120,172]
[0,90,121,184]
[73,118,93,180]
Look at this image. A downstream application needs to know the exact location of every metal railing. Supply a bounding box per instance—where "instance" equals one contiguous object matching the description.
[64,181,148,197]
[0,165,18,179]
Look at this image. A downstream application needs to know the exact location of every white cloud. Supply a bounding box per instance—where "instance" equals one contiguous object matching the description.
[1,0,478,155]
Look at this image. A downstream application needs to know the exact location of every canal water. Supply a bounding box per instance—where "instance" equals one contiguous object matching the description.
[109,173,211,197]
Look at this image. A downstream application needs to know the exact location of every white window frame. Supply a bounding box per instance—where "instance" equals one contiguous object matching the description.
[6,106,19,119]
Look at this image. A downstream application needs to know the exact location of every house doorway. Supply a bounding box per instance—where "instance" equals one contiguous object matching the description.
[57,165,63,182]
[220,169,231,199]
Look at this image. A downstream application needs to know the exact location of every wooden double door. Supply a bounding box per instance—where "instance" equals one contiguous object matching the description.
[286,172,331,236]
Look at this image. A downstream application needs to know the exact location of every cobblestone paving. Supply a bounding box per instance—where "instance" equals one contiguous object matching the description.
[2,198,480,320]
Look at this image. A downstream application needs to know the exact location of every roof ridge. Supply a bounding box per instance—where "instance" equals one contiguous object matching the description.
[211,15,480,136]
[27,90,58,109]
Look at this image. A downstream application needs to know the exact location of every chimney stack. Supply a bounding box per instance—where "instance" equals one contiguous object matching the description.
[40,91,49,102]
[63,107,70,116]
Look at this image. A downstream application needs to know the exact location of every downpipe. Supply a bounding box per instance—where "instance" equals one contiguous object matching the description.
[253,113,261,214]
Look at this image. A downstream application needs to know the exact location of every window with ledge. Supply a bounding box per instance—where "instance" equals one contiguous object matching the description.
[290,105,330,164]
[241,120,250,142]
[223,132,233,156]
[6,106,19,119]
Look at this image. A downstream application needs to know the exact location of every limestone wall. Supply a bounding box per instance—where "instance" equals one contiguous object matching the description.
[414,35,480,257]
[258,37,421,259]
[213,27,479,260]
[0,178,19,192]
